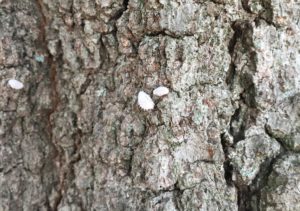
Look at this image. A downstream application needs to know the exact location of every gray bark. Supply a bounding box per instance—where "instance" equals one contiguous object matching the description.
[0,0,300,210]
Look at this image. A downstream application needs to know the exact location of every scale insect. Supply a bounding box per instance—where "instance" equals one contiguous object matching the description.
[153,86,169,96]
[8,79,24,90]
[138,91,154,110]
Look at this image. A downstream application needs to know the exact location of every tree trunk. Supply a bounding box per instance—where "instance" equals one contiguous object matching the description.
[1,0,300,210]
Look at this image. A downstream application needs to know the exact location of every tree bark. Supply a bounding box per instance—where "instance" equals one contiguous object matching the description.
[1,0,300,210]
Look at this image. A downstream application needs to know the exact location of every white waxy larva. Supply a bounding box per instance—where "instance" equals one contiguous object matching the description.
[8,79,24,90]
[153,86,169,96]
[138,91,154,110]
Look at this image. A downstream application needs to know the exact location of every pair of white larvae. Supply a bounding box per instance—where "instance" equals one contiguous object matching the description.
[138,86,169,110]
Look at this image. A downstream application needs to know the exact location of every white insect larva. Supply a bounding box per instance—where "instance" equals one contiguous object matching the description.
[153,86,169,96]
[8,79,24,90]
[138,91,154,110]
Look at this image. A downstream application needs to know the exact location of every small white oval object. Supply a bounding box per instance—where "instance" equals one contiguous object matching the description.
[138,91,154,110]
[8,79,24,90]
[153,86,169,96]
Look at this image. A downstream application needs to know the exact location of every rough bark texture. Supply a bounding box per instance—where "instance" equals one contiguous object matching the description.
[0,0,300,210]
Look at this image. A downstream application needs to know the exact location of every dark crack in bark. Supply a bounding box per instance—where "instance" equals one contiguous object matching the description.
[226,20,258,211]
[35,1,63,210]
[111,0,129,21]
